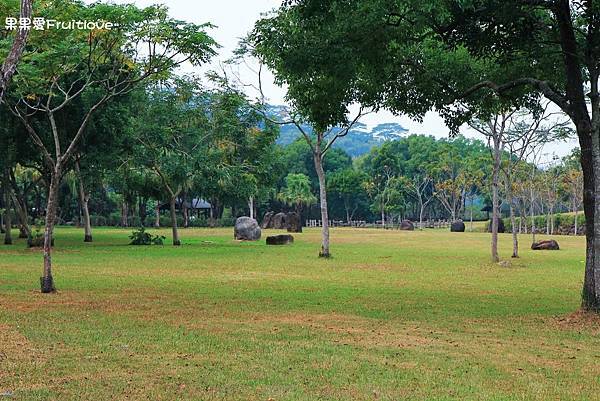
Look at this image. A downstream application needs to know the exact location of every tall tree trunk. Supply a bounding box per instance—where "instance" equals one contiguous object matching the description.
[313,150,330,257]
[491,136,501,263]
[581,123,600,310]
[249,197,254,220]
[509,202,518,258]
[80,191,92,242]
[551,204,555,235]
[182,192,189,228]
[3,178,12,245]
[345,201,351,225]
[470,198,474,232]
[139,197,147,226]
[574,206,579,236]
[75,164,92,242]
[519,209,524,234]
[170,196,181,246]
[121,201,128,227]
[209,200,216,227]
[154,203,160,228]
[506,172,518,258]
[10,191,30,239]
[41,170,59,293]
[531,196,537,245]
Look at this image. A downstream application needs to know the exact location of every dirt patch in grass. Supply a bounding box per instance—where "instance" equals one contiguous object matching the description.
[0,324,33,361]
[181,311,436,350]
[0,324,44,391]
[553,309,600,334]
[0,290,171,316]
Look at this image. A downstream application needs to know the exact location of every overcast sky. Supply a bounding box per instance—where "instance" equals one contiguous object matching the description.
[89,0,578,162]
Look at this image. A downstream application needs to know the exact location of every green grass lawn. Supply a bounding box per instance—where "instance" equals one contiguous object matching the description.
[1,226,599,400]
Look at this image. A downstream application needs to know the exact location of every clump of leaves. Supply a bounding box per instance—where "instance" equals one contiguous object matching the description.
[129,227,165,246]
[27,228,54,248]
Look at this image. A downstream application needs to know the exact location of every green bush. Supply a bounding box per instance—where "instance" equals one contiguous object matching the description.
[27,228,54,248]
[128,227,165,246]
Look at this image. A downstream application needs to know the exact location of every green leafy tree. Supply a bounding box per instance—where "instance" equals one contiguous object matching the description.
[248,15,367,257]
[258,0,600,310]
[133,78,212,246]
[328,168,368,224]
[6,1,217,292]
[278,173,317,220]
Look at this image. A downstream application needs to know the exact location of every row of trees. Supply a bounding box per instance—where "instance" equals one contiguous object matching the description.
[0,0,595,314]
[0,1,219,292]
[2,119,584,246]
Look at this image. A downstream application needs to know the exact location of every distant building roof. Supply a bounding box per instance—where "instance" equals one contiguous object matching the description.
[159,198,211,211]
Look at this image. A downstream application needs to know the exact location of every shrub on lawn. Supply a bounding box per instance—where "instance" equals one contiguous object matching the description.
[27,228,54,248]
[128,227,165,246]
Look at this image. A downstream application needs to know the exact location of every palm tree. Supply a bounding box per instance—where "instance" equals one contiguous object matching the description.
[278,173,317,220]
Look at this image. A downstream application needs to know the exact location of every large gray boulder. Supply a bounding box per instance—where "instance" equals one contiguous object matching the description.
[272,212,288,229]
[400,220,415,231]
[287,212,302,233]
[261,211,275,229]
[487,218,505,233]
[531,239,560,250]
[266,234,294,245]
[234,217,261,241]
[451,220,465,232]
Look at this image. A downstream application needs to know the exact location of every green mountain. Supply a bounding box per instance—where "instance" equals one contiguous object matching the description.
[268,105,409,157]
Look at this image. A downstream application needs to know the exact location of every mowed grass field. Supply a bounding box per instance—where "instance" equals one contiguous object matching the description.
[1,226,599,401]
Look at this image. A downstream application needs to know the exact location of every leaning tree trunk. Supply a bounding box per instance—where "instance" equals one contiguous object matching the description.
[41,170,60,293]
[0,0,33,102]
[170,196,181,246]
[9,191,29,239]
[313,150,330,257]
